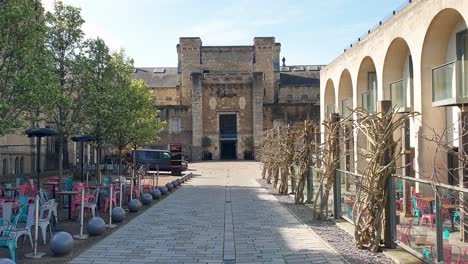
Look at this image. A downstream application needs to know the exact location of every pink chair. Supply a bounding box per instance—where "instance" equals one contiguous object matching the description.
[431,244,461,263]
[11,185,33,204]
[416,198,435,229]
[398,218,413,246]
[103,184,117,213]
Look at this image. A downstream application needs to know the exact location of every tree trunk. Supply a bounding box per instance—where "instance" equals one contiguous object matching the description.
[58,134,64,192]
[96,146,101,184]
[118,147,123,176]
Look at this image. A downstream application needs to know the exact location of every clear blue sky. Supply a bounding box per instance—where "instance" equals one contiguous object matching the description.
[42,0,405,67]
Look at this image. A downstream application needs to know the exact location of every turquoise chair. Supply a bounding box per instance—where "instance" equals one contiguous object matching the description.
[0,220,17,262]
[397,182,404,198]
[63,178,74,205]
[411,196,422,224]
[453,210,460,224]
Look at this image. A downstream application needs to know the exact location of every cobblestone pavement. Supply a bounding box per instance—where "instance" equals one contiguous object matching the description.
[69,161,346,264]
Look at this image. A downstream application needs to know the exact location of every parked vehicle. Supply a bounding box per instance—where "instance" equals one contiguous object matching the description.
[132,149,172,171]
[182,156,188,171]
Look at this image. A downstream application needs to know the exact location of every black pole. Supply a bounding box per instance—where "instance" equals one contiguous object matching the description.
[36,137,41,191]
[80,142,84,182]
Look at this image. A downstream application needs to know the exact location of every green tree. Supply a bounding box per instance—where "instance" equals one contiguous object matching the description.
[45,1,86,190]
[81,38,113,184]
[105,50,165,174]
[0,0,56,136]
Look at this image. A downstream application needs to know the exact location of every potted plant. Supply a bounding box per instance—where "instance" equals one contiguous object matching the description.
[243,136,254,160]
[202,136,212,160]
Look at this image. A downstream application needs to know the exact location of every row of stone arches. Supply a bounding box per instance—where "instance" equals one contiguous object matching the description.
[322,4,468,178]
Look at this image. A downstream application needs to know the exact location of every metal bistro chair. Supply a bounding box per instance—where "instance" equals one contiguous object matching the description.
[80,188,100,219]
[36,199,55,245]
[11,203,34,248]
[0,219,17,262]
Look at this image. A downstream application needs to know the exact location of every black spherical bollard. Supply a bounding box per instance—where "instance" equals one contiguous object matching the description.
[151,189,162,199]
[159,186,168,195]
[171,180,178,188]
[112,207,126,223]
[49,232,74,255]
[0,258,15,264]
[87,217,105,236]
[176,178,182,185]
[165,182,173,191]
[142,193,153,205]
[128,199,142,212]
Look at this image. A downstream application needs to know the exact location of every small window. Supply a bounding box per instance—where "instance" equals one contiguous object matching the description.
[273,119,283,129]
[170,118,181,133]
[162,152,171,159]
[165,96,172,101]
[152,96,157,103]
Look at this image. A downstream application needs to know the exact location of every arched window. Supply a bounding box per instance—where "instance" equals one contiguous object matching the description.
[2,158,7,177]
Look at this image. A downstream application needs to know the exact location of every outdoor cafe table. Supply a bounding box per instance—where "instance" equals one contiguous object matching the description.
[43,182,59,199]
[56,190,80,220]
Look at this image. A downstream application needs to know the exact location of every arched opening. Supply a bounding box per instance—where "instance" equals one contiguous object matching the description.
[383,38,415,176]
[338,69,353,118]
[421,8,467,182]
[20,157,24,176]
[324,79,336,119]
[14,157,19,176]
[356,56,377,173]
[357,56,377,112]
[337,70,354,172]
[2,158,7,177]
[383,37,414,111]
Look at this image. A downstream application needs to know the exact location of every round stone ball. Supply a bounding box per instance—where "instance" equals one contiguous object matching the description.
[165,182,173,191]
[151,189,162,199]
[171,180,178,187]
[49,232,73,255]
[0,258,15,264]
[87,217,105,236]
[159,186,168,195]
[128,199,142,213]
[176,178,182,184]
[142,193,153,205]
[112,207,126,223]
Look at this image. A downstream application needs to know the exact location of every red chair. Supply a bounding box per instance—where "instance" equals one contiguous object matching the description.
[416,198,435,229]
[431,244,461,263]
[103,184,117,213]
[398,218,413,246]
[71,183,93,215]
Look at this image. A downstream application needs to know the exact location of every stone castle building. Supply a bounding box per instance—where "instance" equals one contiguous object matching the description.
[0,36,321,178]
[135,37,322,160]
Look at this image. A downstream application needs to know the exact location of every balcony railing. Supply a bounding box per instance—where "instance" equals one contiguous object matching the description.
[341,98,352,119]
[361,90,376,113]
[326,104,335,118]
[390,79,413,112]
[432,60,468,107]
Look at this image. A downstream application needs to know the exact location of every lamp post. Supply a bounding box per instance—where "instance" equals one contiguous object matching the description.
[71,135,96,183]
[25,127,58,191]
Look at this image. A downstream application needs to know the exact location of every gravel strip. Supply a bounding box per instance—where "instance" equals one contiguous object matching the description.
[258,179,395,264]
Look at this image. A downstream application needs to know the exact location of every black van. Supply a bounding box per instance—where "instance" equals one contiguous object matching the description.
[133,149,172,171]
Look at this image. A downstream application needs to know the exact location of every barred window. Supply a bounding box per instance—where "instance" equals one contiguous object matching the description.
[170,118,181,133]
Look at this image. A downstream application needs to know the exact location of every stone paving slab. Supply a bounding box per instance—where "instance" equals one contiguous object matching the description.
[69,161,346,264]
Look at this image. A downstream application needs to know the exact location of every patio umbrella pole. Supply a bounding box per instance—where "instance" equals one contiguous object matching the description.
[25,195,46,258]
[152,172,155,190]
[73,189,88,239]
[130,177,133,200]
[119,177,123,208]
[156,167,159,188]
[106,186,116,228]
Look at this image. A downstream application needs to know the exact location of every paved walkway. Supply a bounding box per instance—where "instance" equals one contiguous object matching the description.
[69,161,345,264]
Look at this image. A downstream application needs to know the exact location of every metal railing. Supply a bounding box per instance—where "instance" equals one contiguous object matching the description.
[326,167,468,263]
[390,78,413,112]
[341,98,352,119]
[361,90,376,113]
[343,0,413,53]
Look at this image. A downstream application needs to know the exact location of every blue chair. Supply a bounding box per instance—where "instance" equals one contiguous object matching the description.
[411,196,422,224]
[0,220,17,262]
